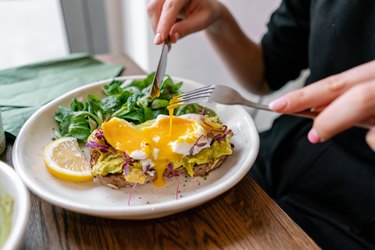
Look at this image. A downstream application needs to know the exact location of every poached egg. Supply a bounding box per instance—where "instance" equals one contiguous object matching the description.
[101,114,220,187]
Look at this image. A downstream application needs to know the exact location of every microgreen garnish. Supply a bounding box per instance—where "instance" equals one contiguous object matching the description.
[210,126,234,146]
[122,163,129,176]
[128,165,150,205]
[86,141,109,153]
[200,107,205,116]
[189,134,207,156]
[94,130,104,140]
[122,152,131,166]
[167,163,180,200]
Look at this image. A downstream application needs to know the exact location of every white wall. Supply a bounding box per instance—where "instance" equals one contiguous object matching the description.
[0,0,68,70]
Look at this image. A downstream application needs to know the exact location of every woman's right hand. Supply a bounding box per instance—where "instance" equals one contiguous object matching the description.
[147,0,224,44]
[269,60,375,151]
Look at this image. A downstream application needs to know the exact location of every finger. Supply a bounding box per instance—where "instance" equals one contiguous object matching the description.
[366,127,375,151]
[147,0,165,34]
[310,105,327,112]
[169,9,214,42]
[269,74,351,113]
[308,81,375,142]
[269,60,375,113]
[155,0,188,44]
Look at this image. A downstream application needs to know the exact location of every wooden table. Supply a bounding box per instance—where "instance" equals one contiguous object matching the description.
[0,54,319,249]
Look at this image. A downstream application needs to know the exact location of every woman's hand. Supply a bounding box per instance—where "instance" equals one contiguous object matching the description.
[269,60,375,151]
[147,0,224,44]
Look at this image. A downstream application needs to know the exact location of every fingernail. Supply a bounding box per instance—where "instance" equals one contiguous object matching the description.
[174,32,180,42]
[154,33,162,44]
[269,98,287,111]
[308,128,321,144]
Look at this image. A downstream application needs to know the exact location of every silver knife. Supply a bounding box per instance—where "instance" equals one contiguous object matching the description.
[149,38,171,98]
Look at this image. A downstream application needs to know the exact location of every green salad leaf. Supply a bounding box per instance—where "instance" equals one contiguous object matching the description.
[54,73,216,141]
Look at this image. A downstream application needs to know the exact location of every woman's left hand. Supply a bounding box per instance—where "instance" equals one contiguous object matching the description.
[269,60,375,151]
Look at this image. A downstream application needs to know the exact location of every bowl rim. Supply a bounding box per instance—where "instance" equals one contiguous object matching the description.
[0,160,30,250]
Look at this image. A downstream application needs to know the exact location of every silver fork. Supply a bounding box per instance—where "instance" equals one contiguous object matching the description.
[169,84,320,120]
[170,84,373,128]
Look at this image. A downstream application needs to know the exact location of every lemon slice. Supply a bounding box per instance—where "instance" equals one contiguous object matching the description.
[42,137,93,182]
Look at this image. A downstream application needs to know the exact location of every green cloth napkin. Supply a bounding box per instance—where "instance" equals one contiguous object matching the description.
[0,53,124,136]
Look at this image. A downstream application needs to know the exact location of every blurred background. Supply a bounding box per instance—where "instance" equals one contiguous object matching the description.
[0,0,306,131]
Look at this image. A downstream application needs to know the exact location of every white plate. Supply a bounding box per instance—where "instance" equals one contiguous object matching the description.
[13,76,259,219]
[0,161,30,250]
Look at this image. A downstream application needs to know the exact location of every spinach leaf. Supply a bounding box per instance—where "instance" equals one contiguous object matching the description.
[54,72,216,141]
[151,99,169,109]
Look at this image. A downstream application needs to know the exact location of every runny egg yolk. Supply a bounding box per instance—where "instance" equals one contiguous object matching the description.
[101,116,201,187]
[167,95,181,136]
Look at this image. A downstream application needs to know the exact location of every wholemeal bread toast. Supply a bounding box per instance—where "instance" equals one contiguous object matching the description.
[87,114,233,189]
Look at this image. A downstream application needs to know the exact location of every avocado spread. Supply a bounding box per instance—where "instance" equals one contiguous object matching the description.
[91,153,148,184]
[91,135,232,180]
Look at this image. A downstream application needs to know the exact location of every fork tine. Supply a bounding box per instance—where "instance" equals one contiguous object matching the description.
[183,84,215,94]
[169,92,211,104]
[177,85,215,98]
[170,97,209,106]
[174,94,210,103]
[179,90,213,100]
[168,85,215,108]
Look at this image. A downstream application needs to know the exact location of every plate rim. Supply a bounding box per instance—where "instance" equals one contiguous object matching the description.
[12,75,259,218]
[0,161,30,250]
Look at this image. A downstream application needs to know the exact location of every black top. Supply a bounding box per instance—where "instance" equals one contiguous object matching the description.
[261,0,375,165]
[263,0,375,88]
[251,0,375,249]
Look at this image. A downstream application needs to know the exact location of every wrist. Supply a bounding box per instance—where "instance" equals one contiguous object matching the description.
[206,2,231,35]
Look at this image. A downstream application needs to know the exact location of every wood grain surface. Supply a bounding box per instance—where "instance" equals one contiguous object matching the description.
[0,53,320,250]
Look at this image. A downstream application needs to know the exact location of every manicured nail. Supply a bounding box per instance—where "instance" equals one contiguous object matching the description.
[154,33,162,44]
[308,128,321,144]
[269,98,287,111]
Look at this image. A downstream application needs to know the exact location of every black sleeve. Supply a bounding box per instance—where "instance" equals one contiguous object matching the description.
[261,0,311,90]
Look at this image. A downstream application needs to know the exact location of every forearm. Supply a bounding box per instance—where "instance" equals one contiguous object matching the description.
[205,4,270,94]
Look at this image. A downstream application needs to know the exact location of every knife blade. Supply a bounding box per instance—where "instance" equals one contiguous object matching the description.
[149,39,171,99]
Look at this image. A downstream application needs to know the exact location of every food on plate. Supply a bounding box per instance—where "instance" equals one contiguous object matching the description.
[42,137,93,182]
[87,114,234,189]
[54,73,215,142]
[45,74,233,191]
[0,194,14,248]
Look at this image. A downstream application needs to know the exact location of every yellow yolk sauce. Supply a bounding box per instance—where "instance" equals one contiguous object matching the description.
[167,95,182,136]
[102,117,199,187]
[168,107,174,136]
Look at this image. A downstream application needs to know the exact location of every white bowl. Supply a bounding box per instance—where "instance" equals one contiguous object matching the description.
[0,161,30,250]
